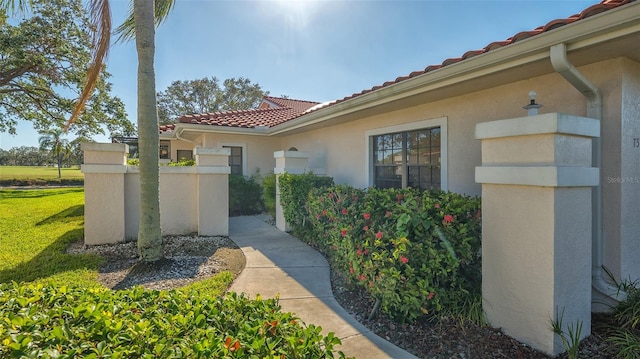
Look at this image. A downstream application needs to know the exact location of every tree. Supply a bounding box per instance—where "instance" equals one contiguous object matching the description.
[38,129,69,177]
[156,76,268,124]
[115,0,175,262]
[2,0,174,263]
[0,0,135,138]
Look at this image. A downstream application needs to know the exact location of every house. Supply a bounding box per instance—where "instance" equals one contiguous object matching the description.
[158,0,639,280]
[88,0,639,354]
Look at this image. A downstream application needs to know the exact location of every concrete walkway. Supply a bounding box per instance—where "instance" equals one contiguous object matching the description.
[228,215,418,359]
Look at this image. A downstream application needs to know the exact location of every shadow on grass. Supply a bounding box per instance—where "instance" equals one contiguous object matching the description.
[0,228,103,284]
[0,188,83,199]
[36,205,84,226]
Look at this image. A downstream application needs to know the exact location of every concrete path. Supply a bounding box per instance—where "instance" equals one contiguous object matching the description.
[228,215,418,359]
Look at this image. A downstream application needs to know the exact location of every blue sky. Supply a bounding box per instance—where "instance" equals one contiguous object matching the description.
[0,0,598,149]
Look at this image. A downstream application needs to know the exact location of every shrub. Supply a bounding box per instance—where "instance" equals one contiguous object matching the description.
[262,171,277,218]
[301,185,482,323]
[228,174,264,216]
[278,172,334,235]
[0,283,347,358]
[167,158,196,166]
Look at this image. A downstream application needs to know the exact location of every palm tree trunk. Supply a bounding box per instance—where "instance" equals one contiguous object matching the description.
[56,148,62,178]
[134,0,163,262]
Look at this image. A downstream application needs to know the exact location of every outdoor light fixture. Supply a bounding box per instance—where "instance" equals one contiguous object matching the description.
[523,91,543,116]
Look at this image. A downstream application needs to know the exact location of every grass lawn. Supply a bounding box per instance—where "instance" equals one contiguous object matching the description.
[0,188,232,295]
[0,165,84,180]
[0,166,84,186]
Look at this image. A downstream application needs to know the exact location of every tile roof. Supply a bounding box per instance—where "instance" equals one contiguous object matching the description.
[159,96,319,134]
[162,0,634,135]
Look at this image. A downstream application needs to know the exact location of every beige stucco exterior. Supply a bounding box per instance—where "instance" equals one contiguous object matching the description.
[82,144,230,245]
[168,56,640,286]
[477,113,597,356]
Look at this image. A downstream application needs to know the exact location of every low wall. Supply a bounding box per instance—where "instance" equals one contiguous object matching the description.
[82,143,230,245]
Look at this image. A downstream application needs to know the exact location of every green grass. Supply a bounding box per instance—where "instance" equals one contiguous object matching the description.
[0,188,101,287]
[0,165,83,180]
[0,166,84,186]
[0,188,233,296]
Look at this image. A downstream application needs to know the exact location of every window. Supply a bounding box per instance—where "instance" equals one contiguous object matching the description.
[366,117,446,190]
[176,150,193,161]
[159,140,170,159]
[224,146,243,175]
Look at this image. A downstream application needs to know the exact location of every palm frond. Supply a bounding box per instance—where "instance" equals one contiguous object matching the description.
[64,0,111,132]
[114,0,175,43]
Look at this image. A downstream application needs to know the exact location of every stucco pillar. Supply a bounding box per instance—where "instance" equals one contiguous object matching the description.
[274,150,310,231]
[475,113,600,356]
[195,147,230,236]
[81,143,128,245]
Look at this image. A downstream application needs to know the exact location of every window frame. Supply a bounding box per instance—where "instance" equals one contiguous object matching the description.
[365,117,447,190]
[220,143,247,176]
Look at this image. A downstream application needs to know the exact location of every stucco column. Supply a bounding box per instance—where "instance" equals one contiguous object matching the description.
[475,113,600,356]
[274,150,310,231]
[195,147,230,236]
[81,143,128,245]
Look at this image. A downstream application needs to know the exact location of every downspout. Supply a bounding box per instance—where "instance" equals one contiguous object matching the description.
[550,43,625,310]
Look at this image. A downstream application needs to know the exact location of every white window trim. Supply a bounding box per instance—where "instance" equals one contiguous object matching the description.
[220,142,248,177]
[364,117,447,190]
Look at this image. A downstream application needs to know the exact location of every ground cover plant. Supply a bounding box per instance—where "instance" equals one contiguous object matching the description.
[0,188,347,358]
[0,166,84,186]
[0,284,344,358]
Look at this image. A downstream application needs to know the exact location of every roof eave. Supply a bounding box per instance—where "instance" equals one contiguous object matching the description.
[269,2,640,135]
[175,123,271,136]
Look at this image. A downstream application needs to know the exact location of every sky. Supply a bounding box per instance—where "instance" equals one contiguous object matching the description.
[0,0,599,150]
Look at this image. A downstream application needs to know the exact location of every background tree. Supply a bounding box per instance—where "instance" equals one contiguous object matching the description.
[156,76,268,124]
[38,129,69,177]
[3,0,175,263]
[0,0,135,138]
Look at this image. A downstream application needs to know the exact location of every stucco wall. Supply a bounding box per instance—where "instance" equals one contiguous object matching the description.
[197,133,281,177]
[618,58,640,280]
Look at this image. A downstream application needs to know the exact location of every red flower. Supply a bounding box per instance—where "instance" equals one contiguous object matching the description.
[337,198,343,204]
[363,225,369,231]
[363,213,371,220]
[341,208,348,215]
[444,214,454,224]
[315,214,320,219]
[359,275,366,281]
[328,193,335,199]
[400,256,409,264]
[356,249,362,256]
[427,292,435,300]
[364,249,369,255]
[340,229,347,236]
[435,203,440,209]
[349,267,354,274]
[321,210,327,216]
[397,194,403,202]
[375,231,383,239]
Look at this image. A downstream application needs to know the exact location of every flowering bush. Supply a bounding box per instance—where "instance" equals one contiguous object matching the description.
[301,185,482,323]
[277,172,335,236]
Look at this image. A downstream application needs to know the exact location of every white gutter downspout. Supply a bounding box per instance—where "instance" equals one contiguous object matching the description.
[550,43,625,310]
